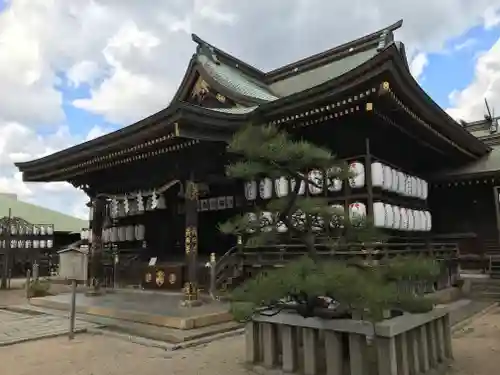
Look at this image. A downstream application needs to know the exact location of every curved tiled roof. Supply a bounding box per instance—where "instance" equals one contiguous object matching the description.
[197,54,279,102]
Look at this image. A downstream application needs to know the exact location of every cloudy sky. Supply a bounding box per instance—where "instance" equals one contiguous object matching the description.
[0,0,500,219]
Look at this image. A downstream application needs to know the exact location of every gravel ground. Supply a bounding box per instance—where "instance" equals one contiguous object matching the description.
[448,306,500,375]
[0,333,251,375]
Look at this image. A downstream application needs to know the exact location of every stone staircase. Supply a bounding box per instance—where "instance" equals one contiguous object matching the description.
[468,277,500,300]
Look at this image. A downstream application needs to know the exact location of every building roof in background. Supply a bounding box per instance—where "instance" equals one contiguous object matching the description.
[0,193,86,233]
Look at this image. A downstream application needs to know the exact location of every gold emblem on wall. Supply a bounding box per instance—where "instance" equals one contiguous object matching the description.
[185,226,198,255]
[156,270,165,286]
[168,273,177,285]
[145,272,152,283]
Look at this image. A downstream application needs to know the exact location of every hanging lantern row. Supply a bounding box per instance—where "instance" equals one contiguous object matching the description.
[244,167,344,201]
[370,162,428,200]
[0,224,54,236]
[242,201,432,234]
[373,202,432,231]
[0,239,53,248]
[102,225,146,243]
[109,191,166,218]
[243,162,428,201]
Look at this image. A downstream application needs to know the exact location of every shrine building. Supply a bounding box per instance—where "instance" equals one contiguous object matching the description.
[14,20,500,297]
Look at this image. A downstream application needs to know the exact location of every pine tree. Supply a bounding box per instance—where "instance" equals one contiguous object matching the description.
[219,124,439,321]
[219,123,378,255]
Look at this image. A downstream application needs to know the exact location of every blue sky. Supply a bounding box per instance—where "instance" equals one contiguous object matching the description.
[420,24,500,110]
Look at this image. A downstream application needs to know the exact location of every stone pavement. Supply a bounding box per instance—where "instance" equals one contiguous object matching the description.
[0,309,97,346]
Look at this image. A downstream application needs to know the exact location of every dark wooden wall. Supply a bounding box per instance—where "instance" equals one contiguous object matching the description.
[429,182,499,254]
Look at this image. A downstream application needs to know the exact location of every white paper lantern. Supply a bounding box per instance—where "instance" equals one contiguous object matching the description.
[244,181,257,200]
[410,177,418,198]
[349,202,366,224]
[137,192,145,212]
[372,202,383,227]
[275,177,289,197]
[290,177,306,195]
[424,211,432,231]
[371,163,384,188]
[308,169,323,195]
[349,162,365,188]
[382,165,392,191]
[135,224,146,240]
[47,240,53,249]
[384,204,394,229]
[414,210,422,231]
[415,178,422,199]
[276,213,288,233]
[397,172,406,195]
[422,181,429,200]
[391,169,399,192]
[110,227,118,242]
[404,176,412,197]
[419,211,427,231]
[392,206,401,230]
[400,208,409,231]
[312,215,324,232]
[330,205,345,228]
[246,212,258,233]
[261,211,274,232]
[291,210,306,230]
[327,167,343,192]
[373,202,386,228]
[407,210,415,231]
[259,178,273,199]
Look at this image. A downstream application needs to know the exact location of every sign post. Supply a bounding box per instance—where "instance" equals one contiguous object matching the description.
[69,278,77,340]
[58,247,86,340]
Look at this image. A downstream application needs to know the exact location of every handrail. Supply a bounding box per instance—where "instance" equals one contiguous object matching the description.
[212,240,459,294]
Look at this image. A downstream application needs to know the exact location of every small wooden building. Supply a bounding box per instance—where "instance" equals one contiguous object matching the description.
[14,20,500,294]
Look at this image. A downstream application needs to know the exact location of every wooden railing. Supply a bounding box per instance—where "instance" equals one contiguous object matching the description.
[213,240,460,294]
[247,308,453,375]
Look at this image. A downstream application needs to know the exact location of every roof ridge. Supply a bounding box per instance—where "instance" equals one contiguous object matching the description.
[191,34,266,80]
[266,19,403,81]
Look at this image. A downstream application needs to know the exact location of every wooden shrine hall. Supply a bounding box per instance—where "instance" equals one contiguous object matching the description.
[14,19,500,300]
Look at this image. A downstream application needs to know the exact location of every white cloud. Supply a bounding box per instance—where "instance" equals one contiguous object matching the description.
[1,0,500,218]
[410,52,429,80]
[454,38,478,52]
[67,60,101,87]
[484,6,500,29]
[447,38,500,121]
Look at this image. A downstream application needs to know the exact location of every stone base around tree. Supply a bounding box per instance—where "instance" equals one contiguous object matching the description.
[246,307,453,375]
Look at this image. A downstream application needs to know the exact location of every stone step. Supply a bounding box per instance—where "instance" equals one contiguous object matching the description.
[5,304,242,345]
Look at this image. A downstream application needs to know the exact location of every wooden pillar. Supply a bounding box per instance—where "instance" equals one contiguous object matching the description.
[364,138,374,219]
[89,197,105,292]
[183,179,200,303]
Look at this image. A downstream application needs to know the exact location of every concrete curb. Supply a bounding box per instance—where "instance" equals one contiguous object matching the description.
[0,328,88,347]
[88,326,245,352]
[451,302,499,334]
[170,328,245,351]
[87,328,174,351]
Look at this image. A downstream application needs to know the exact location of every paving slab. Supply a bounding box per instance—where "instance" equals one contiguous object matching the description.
[30,291,232,329]
[0,309,98,346]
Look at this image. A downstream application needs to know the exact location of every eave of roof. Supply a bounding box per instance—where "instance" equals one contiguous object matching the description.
[388,52,491,157]
[434,146,500,180]
[15,102,250,174]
